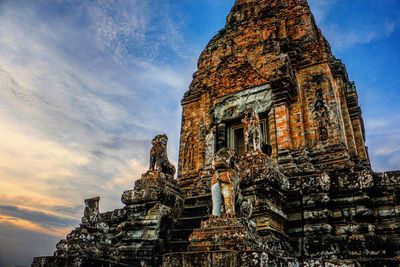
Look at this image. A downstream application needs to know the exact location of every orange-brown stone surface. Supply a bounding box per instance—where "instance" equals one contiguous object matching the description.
[178,0,370,186]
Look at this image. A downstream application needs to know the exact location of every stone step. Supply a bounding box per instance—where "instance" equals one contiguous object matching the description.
[169,197,211,253]
[182,205,210,217]
[182,194,211,206]
[174,216,207,230]
[170,228,195,240]
[167,240,191,253]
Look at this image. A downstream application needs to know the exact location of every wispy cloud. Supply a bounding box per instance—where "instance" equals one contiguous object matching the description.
[106,159,148,191]
[365,116,400,171]
[308,0,400,50]
[324,22,397,49]
[0,1,194,265]
[308,0,337,24]
[368,133,400,171]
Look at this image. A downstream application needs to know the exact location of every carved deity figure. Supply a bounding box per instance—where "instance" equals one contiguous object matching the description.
[81,197,100,226]
[211,148,240,217]
[149,134,176,176]
[205,126,216,166]
[183,133,194,172]
[242,107,262,153]
[313,89,330,142]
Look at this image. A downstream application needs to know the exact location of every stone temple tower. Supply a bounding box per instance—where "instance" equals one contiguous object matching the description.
[33,0,400,266]
[178,0,369,187]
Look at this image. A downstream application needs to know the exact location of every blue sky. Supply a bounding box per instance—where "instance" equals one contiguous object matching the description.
[0,0,399,266]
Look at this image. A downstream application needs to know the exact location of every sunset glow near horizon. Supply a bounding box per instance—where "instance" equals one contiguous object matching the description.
[0,0,399,266]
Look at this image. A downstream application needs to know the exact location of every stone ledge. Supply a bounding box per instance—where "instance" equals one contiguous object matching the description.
[162,251,298,267]
[121,171,182,207]
[31,257,133,267]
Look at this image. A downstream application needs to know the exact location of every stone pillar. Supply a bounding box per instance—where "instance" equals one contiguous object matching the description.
[338,82,357,152]
[271,77,298,173]
[268,107,278,162]
[351,117,369,163]
[275,103,292,151]
[216,123,227,151]
[344,77,371,167]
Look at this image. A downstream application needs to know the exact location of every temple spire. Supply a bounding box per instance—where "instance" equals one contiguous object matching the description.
[227,0,308,25]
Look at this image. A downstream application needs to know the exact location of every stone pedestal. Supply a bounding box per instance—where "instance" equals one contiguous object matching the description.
[238,152,291,254]
[121,170,182,207]
[163,216,298,267]
[163,251,299,267]
[188,217,262,252]
[31,257,131,267]
[115,171,184,266]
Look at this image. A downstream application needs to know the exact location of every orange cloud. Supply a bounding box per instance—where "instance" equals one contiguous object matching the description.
[0,113,90,210]
[106,158,147,191]
[0,215,70,237]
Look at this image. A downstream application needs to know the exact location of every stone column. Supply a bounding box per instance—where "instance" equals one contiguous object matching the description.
[351,117,369,162]
[216,123,227,151]
[268,108,278,161]
[271,77,298,173]
[275,103,292,151]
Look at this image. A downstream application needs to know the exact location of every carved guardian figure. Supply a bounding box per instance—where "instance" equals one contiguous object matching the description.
[211,148,240,217]
[149,134,176,176]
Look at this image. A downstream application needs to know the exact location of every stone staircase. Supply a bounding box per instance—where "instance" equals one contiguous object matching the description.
[168,194,212,253]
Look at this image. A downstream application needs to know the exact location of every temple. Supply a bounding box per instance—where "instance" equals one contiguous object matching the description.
[32,0,400,266]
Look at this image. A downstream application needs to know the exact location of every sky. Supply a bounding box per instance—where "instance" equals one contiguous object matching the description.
[0,0,399,266]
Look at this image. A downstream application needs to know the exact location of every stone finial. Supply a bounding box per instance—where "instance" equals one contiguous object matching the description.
[81,196,100,226]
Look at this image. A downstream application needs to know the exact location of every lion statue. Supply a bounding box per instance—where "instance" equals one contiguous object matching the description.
[149,134,176,176]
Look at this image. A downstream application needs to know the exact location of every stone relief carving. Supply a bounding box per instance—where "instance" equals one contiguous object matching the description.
[149,134,176,176]
[312,89,330,142]
[242,107,262,153]
[214,84,272,123]
[183,133,195,172]
[199,118,206,139]
[205,126,216,166]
